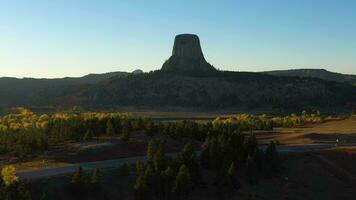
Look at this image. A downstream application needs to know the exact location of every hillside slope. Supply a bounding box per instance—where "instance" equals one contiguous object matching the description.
[0,70,355,112]
[0,71,128,108]
[60,71,356,111]
[264,69,356,85]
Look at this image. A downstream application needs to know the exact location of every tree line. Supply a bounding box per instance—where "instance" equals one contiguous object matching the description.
[0,107,325,157]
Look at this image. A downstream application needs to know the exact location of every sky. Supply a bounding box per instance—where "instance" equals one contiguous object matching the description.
[0,0,356,78]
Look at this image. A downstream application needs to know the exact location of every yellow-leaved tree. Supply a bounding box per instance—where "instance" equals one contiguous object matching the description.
[1,165,19,186]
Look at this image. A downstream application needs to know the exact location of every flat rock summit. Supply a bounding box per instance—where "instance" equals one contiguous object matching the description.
[161,34,216,73]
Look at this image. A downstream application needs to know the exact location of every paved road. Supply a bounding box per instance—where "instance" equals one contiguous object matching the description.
[17,144,356,180]
[18,153,178,180]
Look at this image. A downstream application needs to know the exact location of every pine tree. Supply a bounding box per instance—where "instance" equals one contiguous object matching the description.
[265,141,280,174]
[172,165,192,198]
[245,133,258,159]
[3,182,32,200]
[136,160,145,173]
[178,143,194,165]
[40,192,48,200]
[246,155,256,184]
[147,139,159,162]
[209,137,220,169]
[106,119,115,136]
[177,143,200,181]
[200,137,210,168]
[145,121,156,137]
[161,166,175,199]
[134,175,148,200]
[153,144,166,172]
[120,126,130,142]
[71,166,85,184]
[90,168,102,184]
[144,164,154,185]
[224,162,236,189]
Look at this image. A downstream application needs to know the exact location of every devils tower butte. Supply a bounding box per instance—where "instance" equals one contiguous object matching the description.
[161,34,216,73]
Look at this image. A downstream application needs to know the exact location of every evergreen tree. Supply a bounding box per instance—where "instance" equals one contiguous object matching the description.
[120,126,130,142]
[40,192,48,200]
[177,143,200,181]
[265,141,280,174]
[2,182,32,200]
[209,137,220,169]
[144,164,154,186]
[153,145,166,172]
[245,134,258,159]
[246,155,256,184]
[71,166,85,184]
[162,166,175,183]
[106,119,115,136]
[200,137,210,168]
[145,121,156,137]
[161,166,175,199]
[172,165,192,199]
[90,168,102,184]
[136,160,145,173]
[134,175,148,200]
[224,162,236,190]
[147,139,159,162]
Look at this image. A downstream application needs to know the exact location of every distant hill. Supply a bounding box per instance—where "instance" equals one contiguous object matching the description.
[0,70,355,112]
[264,69,356,86]
[0,71,129,108]
[0,71,128,88]
[61,70,355,111]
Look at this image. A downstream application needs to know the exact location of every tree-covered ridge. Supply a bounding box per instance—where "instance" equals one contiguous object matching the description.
[77,70,356,111]
[264,69,356,86]
[1,70,356,111]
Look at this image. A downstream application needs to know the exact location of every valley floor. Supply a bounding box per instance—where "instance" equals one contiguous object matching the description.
[4,115,356,199]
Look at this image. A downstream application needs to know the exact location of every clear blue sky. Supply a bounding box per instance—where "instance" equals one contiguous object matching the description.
[1,0,355,78]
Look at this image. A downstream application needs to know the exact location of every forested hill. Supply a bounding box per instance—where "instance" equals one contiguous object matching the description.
[263,69,356,86]
[0,70,355,112]
[0,71,128,108]
[0,71,128,89]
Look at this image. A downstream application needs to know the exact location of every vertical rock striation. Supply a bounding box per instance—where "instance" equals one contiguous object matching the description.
[161,34,216,73]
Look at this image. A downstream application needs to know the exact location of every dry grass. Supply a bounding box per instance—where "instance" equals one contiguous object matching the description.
[257,117,356,145]
[12,160,69,171]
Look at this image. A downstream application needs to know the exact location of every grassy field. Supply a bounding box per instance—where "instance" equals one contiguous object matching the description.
[256,116,356,145]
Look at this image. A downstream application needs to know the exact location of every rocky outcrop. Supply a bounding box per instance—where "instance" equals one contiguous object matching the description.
[161,34,216,73]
